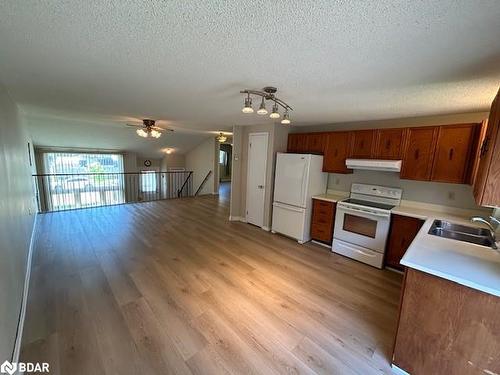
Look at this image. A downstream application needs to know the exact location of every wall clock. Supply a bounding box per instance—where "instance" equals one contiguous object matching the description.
[144,159,152,167]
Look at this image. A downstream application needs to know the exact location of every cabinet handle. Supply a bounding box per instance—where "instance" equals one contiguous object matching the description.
[448,148,454,160]
[386,140,391,149]
[480,137,490,157]
[414,149,420,159]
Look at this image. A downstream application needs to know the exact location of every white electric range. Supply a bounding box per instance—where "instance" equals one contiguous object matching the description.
[332,183,402,268]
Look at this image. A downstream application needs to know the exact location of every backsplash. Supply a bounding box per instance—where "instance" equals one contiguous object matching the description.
[327,170,482,210]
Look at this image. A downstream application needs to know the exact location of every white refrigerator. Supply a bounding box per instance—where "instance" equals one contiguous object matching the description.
[271,153,327,243]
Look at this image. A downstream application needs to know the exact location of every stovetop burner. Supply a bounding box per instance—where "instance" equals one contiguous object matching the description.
[342,198,395,211]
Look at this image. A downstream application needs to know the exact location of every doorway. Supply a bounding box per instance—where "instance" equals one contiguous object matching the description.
[219,143,232,182]
[246,132,269,227]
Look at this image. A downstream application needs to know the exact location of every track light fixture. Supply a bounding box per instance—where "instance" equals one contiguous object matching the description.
[240,86,292,124]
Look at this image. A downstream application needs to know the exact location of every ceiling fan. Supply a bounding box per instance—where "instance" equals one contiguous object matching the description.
[126,119,173,139]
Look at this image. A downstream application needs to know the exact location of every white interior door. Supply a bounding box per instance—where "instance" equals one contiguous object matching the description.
[246,132,269,227]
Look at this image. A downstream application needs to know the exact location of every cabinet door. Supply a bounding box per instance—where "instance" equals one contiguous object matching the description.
[375,128,407,159]
[307,133,325,154]
[431,124,476,184]
[473,89,500,206]
[385,214,424,270]
[311,199,335,244]
[351,130,375,158]
[323,132,353,173]
[401,127,439,181]
[287,134,308,153]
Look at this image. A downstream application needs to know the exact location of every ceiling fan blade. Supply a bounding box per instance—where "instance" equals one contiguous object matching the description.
[126,123,143,128]
[152,126,174,132]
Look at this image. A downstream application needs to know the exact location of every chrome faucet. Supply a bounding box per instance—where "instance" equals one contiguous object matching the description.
[470,216,499,250]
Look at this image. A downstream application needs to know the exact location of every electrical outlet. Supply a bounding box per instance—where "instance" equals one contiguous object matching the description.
[447,191,455,201]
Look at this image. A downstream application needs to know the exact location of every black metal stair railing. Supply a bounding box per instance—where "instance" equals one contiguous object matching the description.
[32,171,194,213]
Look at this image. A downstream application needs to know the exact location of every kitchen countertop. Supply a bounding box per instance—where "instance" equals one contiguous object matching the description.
[312,192,349,203]
[395,203,500,297]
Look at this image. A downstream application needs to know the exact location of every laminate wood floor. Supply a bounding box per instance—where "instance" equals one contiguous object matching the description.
[21,190,402,374]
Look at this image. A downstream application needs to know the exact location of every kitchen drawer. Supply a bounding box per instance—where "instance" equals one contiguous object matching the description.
[311,199,336,244]
[311,222,333,243]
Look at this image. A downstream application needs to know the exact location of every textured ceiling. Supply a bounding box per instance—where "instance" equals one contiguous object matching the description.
[1,0,500,156]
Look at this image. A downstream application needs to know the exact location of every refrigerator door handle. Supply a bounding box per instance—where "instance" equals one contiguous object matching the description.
[300,160,308,206]
[273,202,305,213]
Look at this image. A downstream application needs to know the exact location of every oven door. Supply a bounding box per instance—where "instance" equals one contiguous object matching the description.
[333,203,390,253]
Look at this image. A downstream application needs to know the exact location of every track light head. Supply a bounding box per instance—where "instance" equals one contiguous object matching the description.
[257,97,268,115]
[269,103,280,119]
[242,95,254,113]
[281,110,291,124]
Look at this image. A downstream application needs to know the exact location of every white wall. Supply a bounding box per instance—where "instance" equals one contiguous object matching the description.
[293,112,490,210]
[161,154,186,170]
[185,137,218,195]
[0,83,36,363]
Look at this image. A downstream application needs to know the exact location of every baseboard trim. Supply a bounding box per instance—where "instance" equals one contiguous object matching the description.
[391,364,410,375]
[12,213,38,367]
[229,215,247,223]
[311,240,332,249]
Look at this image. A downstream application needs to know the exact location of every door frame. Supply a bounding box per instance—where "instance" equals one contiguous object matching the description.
[246,132,269,228]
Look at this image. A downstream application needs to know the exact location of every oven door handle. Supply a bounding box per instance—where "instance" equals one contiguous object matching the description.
[353,248,377,257]
[339,205,390,218]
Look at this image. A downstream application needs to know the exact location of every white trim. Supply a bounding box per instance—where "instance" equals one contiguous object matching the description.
[391,364,410,375]
[229,215,247,223]
[261,226,270,231]
[12,213,38,367]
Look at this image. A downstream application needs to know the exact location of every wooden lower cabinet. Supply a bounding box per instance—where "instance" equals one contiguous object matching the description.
[393,269,500,374]
[310,199,336,244]
[385,214,424,270]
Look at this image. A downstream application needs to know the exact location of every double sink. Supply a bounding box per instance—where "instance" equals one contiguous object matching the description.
[428,220,495,248]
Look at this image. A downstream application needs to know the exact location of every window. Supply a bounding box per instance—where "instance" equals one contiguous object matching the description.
[141,171,157,192]
[219,150,227,165]
[41,152,125,210]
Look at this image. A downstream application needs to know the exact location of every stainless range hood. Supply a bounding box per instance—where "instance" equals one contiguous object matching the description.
[345,158,402,172]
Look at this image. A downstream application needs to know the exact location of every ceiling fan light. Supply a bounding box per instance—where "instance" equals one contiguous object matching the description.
[257,97,268,115]
[136,128,148,137]
[269,103,280,119]
[242,96,254,113]
[217,132,227,143]
[151,129,161,138]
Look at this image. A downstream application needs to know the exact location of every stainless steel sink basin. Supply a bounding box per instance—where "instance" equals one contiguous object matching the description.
[428,220,494,247]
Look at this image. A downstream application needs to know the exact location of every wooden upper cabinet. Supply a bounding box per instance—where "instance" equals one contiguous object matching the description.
[400,127,439,181]
[473,88,500,206]
[350,130,375,158]
[431,124,476,184]
[374,128,407,159]
[323,131,353,173]
[287,133,308,153]
[306,133,325,154]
